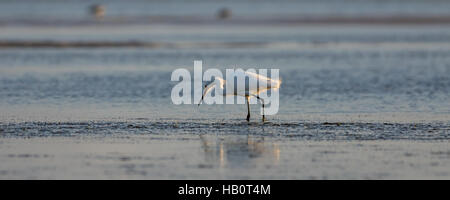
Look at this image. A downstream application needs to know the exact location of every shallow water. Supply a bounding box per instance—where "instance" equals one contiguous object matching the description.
[1,25,449,123]
[1,1,450,179]
[2,0,450,21]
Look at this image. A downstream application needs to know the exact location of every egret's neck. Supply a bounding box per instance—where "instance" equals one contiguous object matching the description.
[214,79,225,94]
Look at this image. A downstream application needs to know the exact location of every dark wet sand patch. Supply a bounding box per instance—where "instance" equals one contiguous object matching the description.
[1,121,448,140]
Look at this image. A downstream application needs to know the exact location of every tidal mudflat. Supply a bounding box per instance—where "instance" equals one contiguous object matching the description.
[0,120,449,179]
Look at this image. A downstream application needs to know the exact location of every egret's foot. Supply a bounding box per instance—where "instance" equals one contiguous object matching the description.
[246,114,250,122]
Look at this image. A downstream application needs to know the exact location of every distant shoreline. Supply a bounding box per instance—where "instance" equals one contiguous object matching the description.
[0,41,266,48]
[1,41,449,49]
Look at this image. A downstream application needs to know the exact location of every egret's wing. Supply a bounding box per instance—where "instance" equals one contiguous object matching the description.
[223,70,281,96]
[244,71,282,95]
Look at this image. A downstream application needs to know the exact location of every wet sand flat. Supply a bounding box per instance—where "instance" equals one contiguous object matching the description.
[0,131,448,179]
[0,121,449,179]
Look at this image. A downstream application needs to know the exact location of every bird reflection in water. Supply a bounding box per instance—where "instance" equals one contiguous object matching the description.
[199,135,280,168]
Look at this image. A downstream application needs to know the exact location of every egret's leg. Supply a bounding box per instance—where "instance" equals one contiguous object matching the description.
[255,96,265,122]
[246,96,250,122]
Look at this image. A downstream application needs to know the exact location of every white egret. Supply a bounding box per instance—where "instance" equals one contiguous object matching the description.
[198,71,281,122]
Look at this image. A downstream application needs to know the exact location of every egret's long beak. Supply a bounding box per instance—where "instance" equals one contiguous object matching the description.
[198,83,214,107]
[198,95,204,107]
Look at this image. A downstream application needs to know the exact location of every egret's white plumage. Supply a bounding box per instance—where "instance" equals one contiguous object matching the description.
[198,71,281,121]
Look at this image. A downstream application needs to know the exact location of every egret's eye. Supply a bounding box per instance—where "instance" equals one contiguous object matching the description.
[204,85,207,88]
